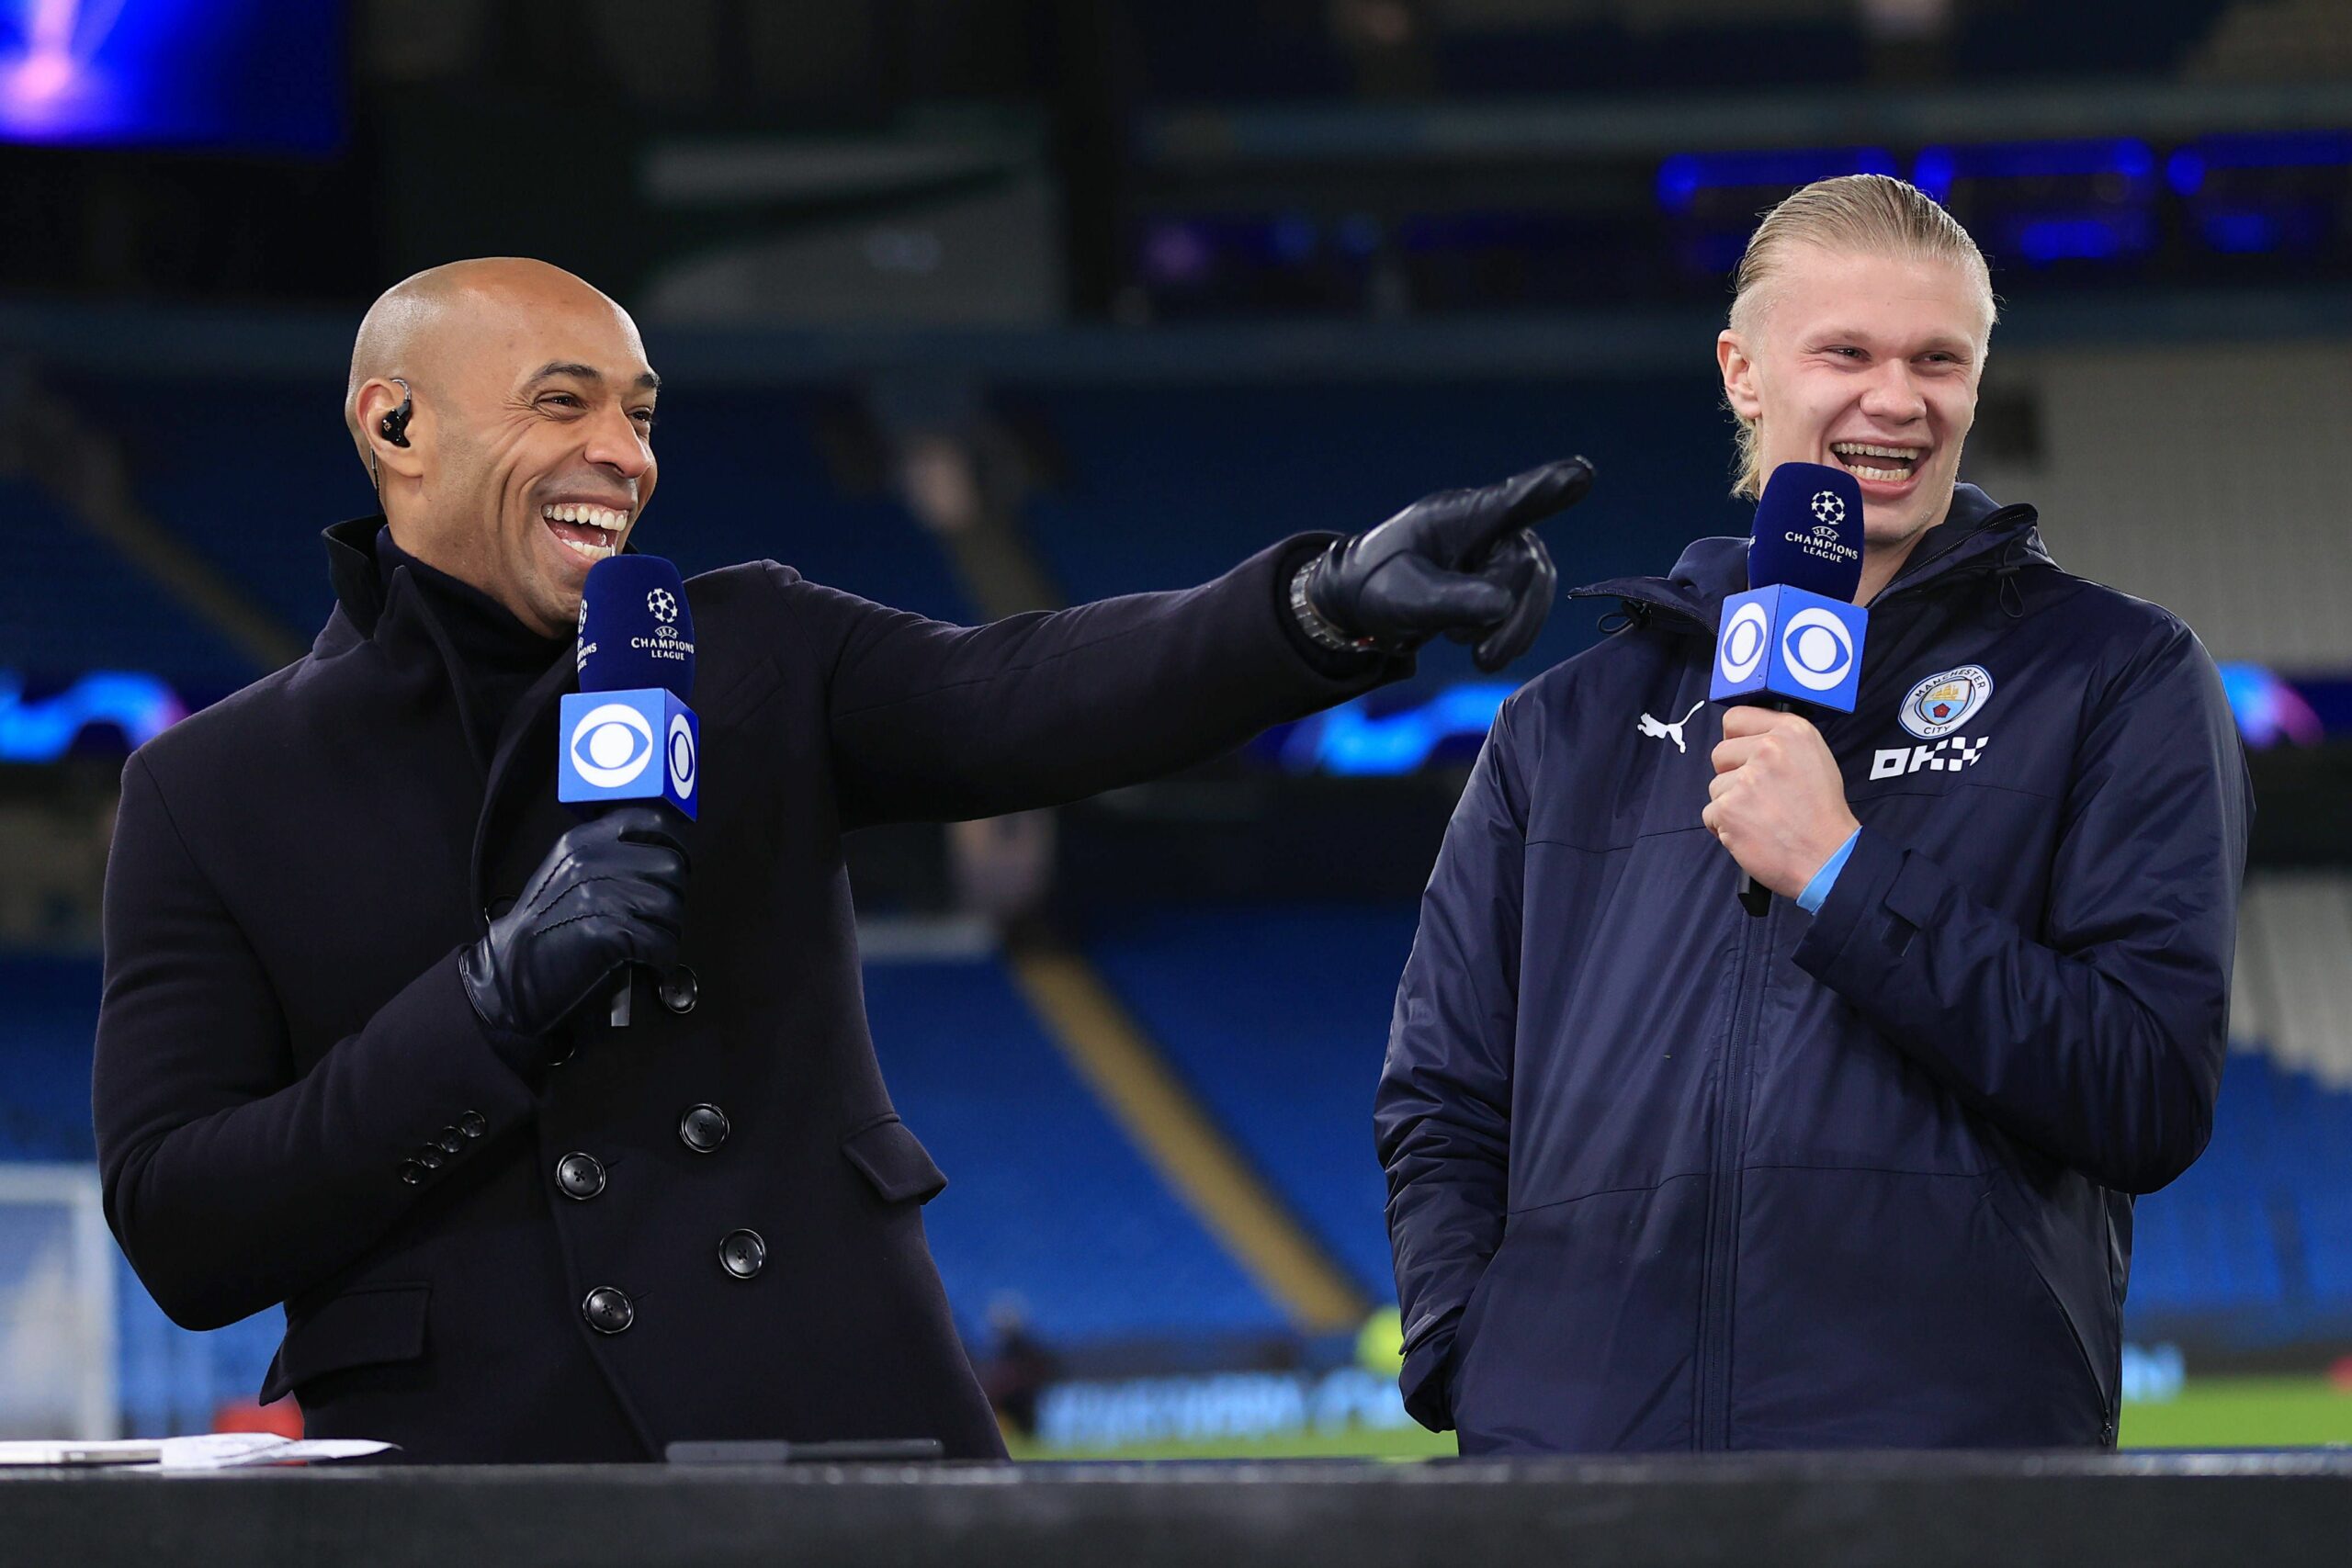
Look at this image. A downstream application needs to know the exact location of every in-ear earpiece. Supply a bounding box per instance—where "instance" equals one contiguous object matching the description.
[379,378,413,448]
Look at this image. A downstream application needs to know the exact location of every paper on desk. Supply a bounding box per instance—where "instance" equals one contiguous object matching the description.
[148,1434,392,1469]
[0,1434,391,1469]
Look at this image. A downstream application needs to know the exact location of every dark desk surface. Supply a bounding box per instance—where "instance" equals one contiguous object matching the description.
[4,1451,2348,1568]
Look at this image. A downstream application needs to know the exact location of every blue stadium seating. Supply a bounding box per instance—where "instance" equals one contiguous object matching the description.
[864,955,1284,1341]
[0,954,102,1161]
[0,482,259,692]
[623,391,974,624]
[69,375,368,648]
[1017,379,1752,701]
[1085,903,1418,1295]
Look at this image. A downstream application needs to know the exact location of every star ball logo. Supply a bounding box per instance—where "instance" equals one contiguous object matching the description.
[1811,490,1846,525]
[648,588,678,624]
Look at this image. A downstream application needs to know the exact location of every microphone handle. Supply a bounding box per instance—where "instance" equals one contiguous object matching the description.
[1736,700,1792,918]
[610,969,634,1028]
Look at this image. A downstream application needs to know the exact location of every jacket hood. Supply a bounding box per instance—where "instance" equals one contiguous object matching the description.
[1571,483,2052,633]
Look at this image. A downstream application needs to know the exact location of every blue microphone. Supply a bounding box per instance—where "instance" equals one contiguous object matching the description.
[560,556,699,821]
[560,556,700,1027]
[1711,461,1867,915]
[1711,461,1867,709]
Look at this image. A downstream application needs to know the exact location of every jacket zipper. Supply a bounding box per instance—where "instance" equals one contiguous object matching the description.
[1693,863,1774,1449]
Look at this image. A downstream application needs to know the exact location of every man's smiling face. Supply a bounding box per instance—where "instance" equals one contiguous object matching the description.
[1719,244,1989,558]
[430,299,661,637]
[350,259,662,638]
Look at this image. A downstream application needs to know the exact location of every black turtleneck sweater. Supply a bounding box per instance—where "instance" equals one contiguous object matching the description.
[374,528,570,771]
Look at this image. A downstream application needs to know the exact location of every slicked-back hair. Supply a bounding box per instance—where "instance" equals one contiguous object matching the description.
[1725,174,1996,499]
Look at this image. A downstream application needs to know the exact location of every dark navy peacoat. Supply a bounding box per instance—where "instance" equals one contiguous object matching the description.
[96,517,1399,1461]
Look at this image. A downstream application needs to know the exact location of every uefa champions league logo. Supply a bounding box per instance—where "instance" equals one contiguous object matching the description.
[648,589,678,624]
[1810,490,1846,525]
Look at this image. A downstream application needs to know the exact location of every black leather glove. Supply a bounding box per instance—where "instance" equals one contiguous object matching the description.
[459,806,689,1042]
[1301,457,1592,671]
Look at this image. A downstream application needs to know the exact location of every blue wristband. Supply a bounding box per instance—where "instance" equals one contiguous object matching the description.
[1796,829,1860,914]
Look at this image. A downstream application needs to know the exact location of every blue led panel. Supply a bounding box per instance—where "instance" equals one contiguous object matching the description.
[0,0,341,152]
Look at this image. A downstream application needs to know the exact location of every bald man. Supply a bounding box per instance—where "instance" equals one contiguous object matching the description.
[92,258,1590,1462]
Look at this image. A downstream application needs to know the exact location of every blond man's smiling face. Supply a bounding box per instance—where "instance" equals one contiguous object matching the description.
[1718,244,1990,560]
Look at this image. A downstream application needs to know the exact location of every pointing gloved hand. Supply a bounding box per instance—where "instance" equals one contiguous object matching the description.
[459,806,689,1042]
[1298,457,1593,672]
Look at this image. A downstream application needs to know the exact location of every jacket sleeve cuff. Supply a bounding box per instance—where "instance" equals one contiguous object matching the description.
[368,950,541,1180]
[1791,824,1917,990]
[1396,1316,1460,1433]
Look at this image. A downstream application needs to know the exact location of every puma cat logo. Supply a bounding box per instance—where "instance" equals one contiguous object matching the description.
[1636,700,1705,755]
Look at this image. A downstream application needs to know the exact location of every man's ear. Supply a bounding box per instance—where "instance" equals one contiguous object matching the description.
[356,377,426,483]
[1717,331,1762,422]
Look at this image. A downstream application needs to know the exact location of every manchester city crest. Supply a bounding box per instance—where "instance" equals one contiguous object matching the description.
[1898,664,1994,740]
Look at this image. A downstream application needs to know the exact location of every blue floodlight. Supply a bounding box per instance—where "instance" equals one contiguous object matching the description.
[1655,148,1899,215]
[0,0,341,152]
[1912,139,2157,200]
[1279,682,1516,776]
[2218,663,2324,750]
[0,671,186,761]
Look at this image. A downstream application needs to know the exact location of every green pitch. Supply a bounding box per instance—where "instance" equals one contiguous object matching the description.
[1015,1377,2352,1460]
[2118,1376,2352,1449]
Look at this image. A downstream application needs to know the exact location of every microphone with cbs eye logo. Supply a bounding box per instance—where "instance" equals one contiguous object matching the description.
[558,556,700,1024]
[561,556,698,817]
[1709,460,1869,917]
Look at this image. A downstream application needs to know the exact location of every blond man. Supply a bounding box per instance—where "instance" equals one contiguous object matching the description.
[1378,175,2250,1451]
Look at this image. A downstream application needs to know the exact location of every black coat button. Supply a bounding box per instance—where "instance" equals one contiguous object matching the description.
[555,1152,606,1201]
[680,1103,729,1154]
[397,1160,427,1186]
[435,1127,466,1156]
[457,1111,487,1139]
[718,1229,766,1280]
[414,1146,446,1170]
[659,966,699,1015]
[582,1286,634,1335]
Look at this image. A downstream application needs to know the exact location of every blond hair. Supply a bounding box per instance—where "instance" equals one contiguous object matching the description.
[1725,174,1996,499]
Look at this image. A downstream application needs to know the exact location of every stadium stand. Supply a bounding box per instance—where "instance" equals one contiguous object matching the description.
[619,391,974,623]
[864,954,1285,1343]
[1122,0,2234,101]
[0,955,101,1162]
[2131,1046,2352,1330]
[1016,378,1751,696]
[2233,874,2352,1089]
[0,479,258,691]
[1963,343,2352,672]
[1083,903,1419,1296]
[67,375,368,648]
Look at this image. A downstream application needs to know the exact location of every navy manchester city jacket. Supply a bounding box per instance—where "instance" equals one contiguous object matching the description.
[1376,485,2252,1452]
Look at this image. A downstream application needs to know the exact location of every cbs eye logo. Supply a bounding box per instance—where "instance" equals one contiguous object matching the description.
[1779,607,1855,691]
[1717,602,1770,683]
[570,703,655,787]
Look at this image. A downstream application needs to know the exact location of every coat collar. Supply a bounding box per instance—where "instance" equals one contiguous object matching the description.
[1568,483,2052,633]
[320,514,582,906]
